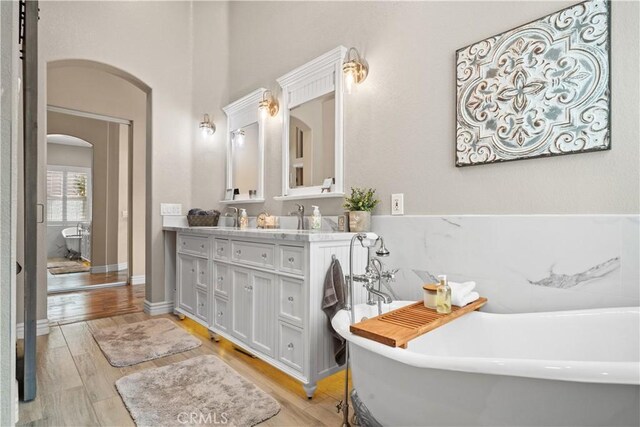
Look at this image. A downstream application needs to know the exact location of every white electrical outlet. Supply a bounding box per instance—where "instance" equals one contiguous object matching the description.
[391,193,404,215]
[160,203,182,216]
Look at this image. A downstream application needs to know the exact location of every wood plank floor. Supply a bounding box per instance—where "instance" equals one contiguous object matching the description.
[48,269,130,294]
[48,285,145,326]
[18,312,347,426]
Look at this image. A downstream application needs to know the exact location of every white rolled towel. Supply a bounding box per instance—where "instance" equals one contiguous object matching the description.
[449,281,476,296]
[448,281,480,307]
[452,291,480,307]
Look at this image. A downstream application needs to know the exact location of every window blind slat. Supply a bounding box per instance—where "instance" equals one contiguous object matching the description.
[46,168,90,223]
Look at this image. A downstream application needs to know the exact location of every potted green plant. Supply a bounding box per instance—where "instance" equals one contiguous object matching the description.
[343,187,379,232]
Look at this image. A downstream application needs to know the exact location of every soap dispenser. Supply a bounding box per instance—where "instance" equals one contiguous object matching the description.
[436,274,452,314]
[239,208,248,230]
[311,205,322,230]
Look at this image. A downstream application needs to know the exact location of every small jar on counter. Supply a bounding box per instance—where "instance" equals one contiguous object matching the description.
[422,283,438,309]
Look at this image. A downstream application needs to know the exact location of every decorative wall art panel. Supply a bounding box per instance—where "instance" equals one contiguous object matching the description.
[456,0,610,166]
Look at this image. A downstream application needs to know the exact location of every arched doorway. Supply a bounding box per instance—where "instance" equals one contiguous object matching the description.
[44,60,151,322]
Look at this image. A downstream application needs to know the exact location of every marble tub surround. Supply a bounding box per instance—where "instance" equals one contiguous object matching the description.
[370,215,639,313]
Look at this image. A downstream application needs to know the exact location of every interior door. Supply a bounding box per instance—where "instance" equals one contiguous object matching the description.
[20,0,40,402]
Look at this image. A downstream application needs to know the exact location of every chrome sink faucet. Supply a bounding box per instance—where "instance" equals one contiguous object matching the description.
[224,207,239,228]
[289,203,305,230]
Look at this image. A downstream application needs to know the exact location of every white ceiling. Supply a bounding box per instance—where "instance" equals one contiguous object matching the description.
[47,134,92,148]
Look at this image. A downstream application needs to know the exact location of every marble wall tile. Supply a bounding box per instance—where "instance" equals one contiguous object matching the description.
[371,215,639,313]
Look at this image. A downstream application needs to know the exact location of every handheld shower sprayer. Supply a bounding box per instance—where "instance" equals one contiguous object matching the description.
[375,237,390,257]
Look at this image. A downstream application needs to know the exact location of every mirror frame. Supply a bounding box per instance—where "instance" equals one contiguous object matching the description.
[221,88,266,203]
[276,46,347,199]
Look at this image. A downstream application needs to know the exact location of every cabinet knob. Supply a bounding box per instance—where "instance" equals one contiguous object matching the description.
[288,296,294,302]
[191,268,195,273]
[246,285,253,292]
[287,342,294,350]
[217,276,224,282]
[200,270,204,275]
[235,249,242,256]
[217,247,224,253]
[217,311,223,317]
[182,241,186,245]
[288,257,295,263]
[201,244,205,248]
[261,253,267,259]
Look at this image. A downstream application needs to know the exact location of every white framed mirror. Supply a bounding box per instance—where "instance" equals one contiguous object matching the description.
[221,88,266,203]
[275,46,346,200]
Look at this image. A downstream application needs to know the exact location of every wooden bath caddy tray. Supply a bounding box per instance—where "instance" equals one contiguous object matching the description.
[350,298,487,348]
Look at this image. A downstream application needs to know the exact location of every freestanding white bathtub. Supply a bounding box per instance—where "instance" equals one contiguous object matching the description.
[332,302,640,427]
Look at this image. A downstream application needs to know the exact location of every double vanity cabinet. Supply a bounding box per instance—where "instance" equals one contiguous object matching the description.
[167,226,368,398]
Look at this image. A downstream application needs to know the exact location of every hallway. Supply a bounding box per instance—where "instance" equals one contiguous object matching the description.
[47,268,129,294]
[47,285,145,325]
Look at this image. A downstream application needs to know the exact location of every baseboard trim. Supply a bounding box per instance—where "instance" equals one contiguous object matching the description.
[130,275,145,285]
[91,262,128,274]
[16,319,50,338]
[143,300,174,316]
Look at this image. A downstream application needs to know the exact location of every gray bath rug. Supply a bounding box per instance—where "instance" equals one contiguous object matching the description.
[92,318,201,367]
[47,259,90,275]
[116,354,281,427]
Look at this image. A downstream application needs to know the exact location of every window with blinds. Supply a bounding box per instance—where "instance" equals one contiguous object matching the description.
[46,167,91,223]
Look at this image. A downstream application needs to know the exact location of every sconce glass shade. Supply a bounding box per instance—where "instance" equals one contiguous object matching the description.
[258,90,279,119]
[343,47,368,94]
[232,129,245,146]
[199,113,216,136]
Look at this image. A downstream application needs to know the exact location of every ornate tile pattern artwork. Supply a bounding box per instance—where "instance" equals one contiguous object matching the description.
[456,0,610,166]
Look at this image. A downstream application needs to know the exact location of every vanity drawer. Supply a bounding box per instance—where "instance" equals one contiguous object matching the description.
[214,238,229,260]
[195,287,209,322]
[231,241,275,269]
[213,262,230,297]
[278,321,304,373]
[213,296,230,333]
[279,245,305,275]
[279,277,304,326]
[178,234,210,258]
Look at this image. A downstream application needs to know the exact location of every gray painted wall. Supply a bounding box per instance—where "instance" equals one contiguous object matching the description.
[47,143,92,168]
[191,1,639,217]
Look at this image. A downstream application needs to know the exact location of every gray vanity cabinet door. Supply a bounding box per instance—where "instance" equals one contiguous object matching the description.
[231,267,252,342]
[250,271,276,357]
[177,253,197,314]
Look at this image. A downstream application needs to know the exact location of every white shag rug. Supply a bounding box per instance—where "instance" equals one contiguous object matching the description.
[116,354,281,427]
[92,318,202,367]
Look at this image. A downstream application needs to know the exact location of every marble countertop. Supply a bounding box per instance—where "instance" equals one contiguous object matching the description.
[163,225,357,242]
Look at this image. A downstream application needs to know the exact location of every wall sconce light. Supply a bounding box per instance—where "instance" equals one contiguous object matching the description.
[258,90,279,120]
[231,129,245,146]
[199,113,216,136]
[343,47,369,94]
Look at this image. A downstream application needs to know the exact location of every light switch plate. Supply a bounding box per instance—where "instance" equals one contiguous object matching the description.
[391,194,404,215]
[160,203,182,216]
